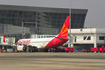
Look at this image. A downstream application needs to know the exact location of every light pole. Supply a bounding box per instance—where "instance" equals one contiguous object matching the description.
[22,22,37,39]
[68,0,71,47]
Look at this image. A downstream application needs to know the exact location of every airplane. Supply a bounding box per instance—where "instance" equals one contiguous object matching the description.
[16,16,70,51]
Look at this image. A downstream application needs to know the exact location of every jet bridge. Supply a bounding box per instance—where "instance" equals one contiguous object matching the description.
[0,35,16,52]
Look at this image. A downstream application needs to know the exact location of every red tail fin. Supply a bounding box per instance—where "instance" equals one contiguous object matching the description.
[3,34,5,42]
[57,16,70,39]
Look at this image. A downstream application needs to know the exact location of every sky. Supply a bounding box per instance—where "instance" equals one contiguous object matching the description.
[0,0,105,28]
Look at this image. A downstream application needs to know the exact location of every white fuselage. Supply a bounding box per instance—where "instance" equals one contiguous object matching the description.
[17,37,54,51]
[29,38,54,48]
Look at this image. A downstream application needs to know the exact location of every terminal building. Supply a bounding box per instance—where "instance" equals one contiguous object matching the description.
[0,3,105,51]
[0,5,88,39]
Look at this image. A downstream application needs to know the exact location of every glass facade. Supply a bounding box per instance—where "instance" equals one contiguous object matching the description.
[71,14,86,28]
[0,6,87,39]
[0,10,86,34]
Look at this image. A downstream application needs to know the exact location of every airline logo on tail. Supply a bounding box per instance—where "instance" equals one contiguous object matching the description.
[61,25,68,36]
[57,16,70,39]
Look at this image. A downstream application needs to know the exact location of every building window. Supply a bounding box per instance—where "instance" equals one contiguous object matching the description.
[74,37,76,42]
[84,36,91,40]
[99,36,105,40]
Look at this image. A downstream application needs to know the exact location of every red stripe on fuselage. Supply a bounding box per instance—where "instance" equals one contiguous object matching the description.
[45,37,68,48]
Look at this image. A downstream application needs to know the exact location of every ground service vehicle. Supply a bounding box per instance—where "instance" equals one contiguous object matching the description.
[65,47,74,52]
[99,46,105,52]
[91,48,98,53]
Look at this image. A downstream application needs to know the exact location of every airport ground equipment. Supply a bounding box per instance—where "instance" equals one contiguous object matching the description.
[99,46,105,52]
[0,49,6,52]
[91,48,98,53]
[65,47,74,52]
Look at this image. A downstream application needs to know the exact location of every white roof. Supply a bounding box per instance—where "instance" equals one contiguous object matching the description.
[68,28,105,34]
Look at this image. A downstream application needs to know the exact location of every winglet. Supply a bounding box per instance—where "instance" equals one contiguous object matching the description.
[57,16,70,39]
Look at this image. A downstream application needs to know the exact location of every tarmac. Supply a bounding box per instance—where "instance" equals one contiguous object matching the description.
[0,52,105,70]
